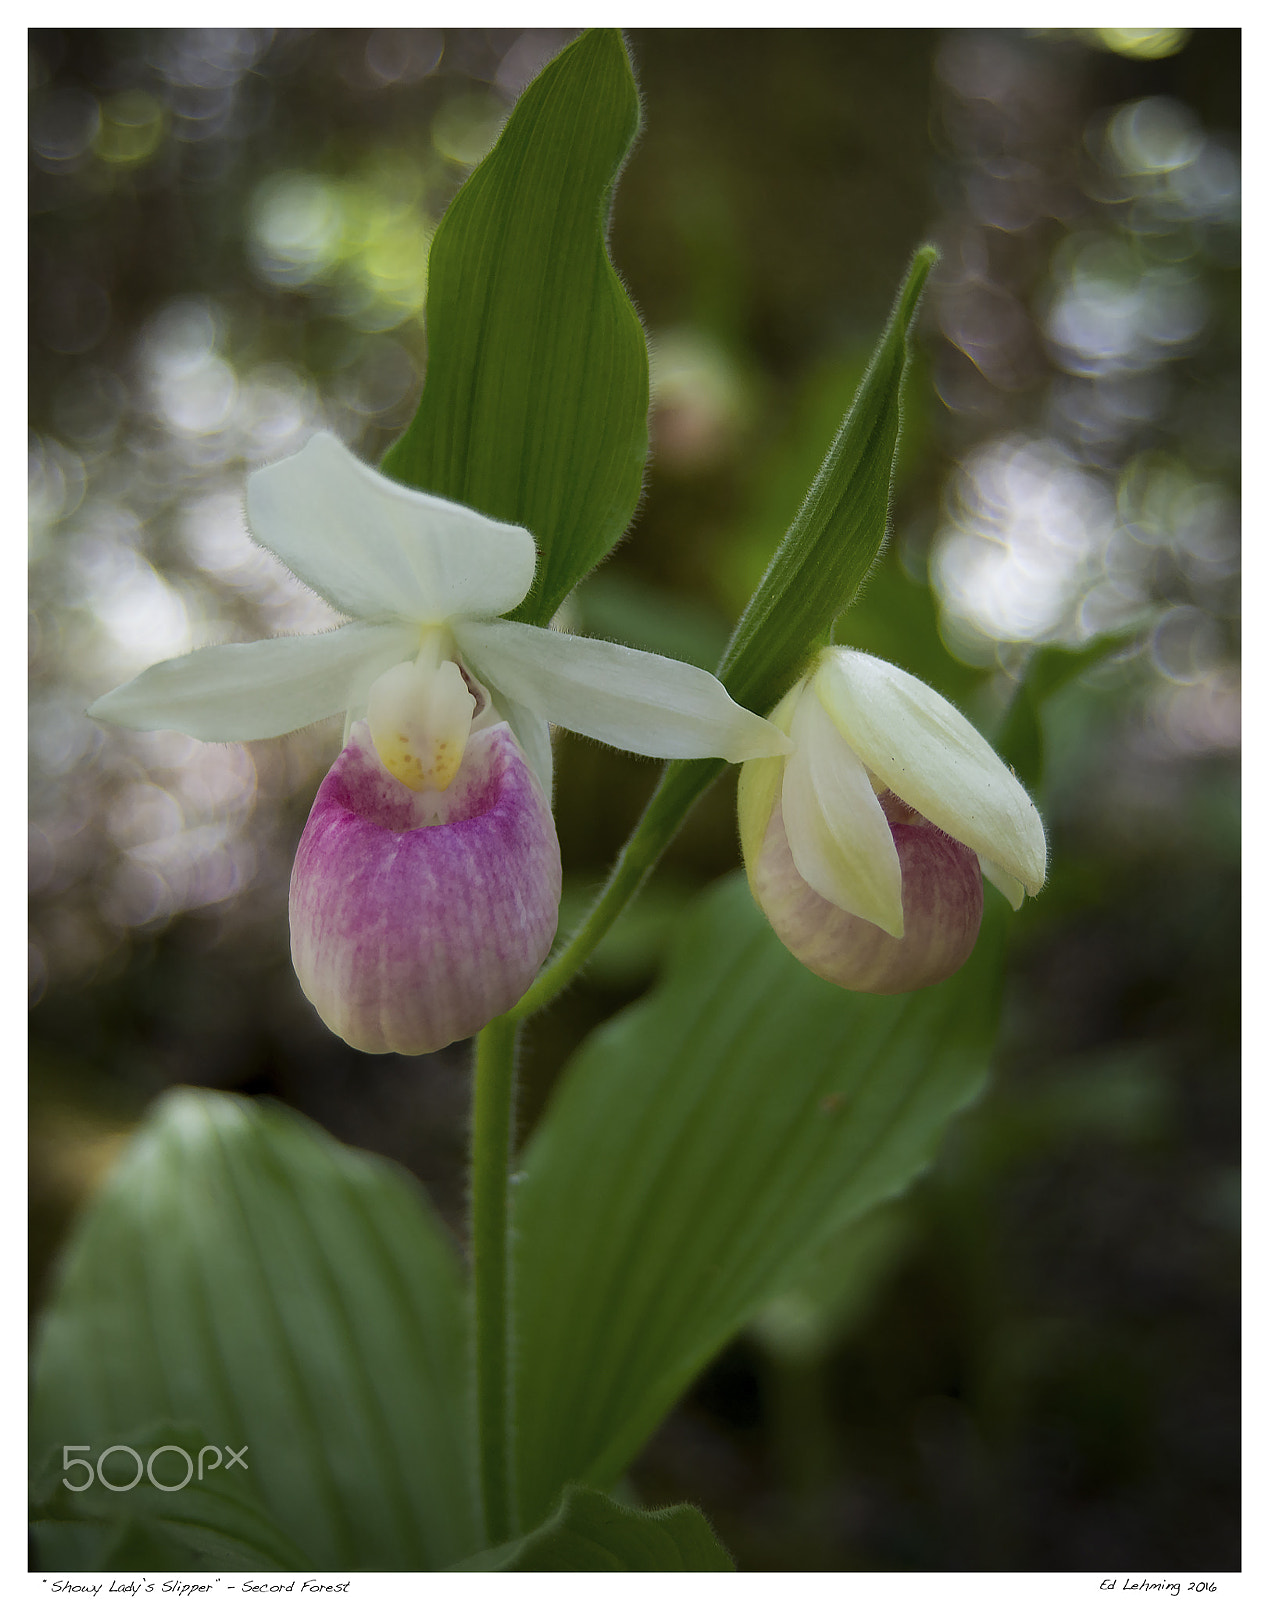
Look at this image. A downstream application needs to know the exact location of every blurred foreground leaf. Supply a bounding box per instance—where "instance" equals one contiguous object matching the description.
[382,29,648,625]
[451,1485,734,1571]
[30,1090,478,1571]
[31,1424,311,1572]
[750,1201,917,1366]
[512,873,1004,1527]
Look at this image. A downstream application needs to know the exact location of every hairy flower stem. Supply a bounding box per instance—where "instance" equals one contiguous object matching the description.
[471,1013,519,1545]
[469,758,721,1543]
[509,756,723,1022]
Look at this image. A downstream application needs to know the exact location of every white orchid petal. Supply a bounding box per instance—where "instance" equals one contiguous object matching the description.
[454,619,791,763]
[814,649,1047,896]
[781,688,905,938]
[246,432,537,623]
[89,623,418,742]
[488,687,554,800]
[980,855,1026,910]
[737,680,800,876]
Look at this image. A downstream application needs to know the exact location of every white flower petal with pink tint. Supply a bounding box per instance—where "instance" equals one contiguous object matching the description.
[738,647,1047,995]
[290,722,561,1055]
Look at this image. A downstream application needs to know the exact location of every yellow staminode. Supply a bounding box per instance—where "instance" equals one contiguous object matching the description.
[367,655,475,793]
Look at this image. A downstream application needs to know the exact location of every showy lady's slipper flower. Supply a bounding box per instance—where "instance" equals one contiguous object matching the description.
[92,432,789,1053]
[737,647,1046,995]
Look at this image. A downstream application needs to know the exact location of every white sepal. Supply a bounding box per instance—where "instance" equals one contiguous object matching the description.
[88,622,419,742]
[780,687,905,938]
[979,855,1026,910]
[813,648,1047,896]
[246,432,537,624]
[455,618,792,763]
[486,686,554,800]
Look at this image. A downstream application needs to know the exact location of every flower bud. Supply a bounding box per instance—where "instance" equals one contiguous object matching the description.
[289,720,561,1054]
[738,648,1046,995]
[747,784,983,993]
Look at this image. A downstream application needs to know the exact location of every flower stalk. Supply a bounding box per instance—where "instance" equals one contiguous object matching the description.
[509,757,722,1022]
[472,754,724,1549]
[471,1013,520,1545]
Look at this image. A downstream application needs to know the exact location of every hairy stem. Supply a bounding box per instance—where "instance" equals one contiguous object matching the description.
[470,1014,519,1544]
[468,757,725,1538]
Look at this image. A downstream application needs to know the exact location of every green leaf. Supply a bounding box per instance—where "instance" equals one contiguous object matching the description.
[830,542,987,710]
[575,570,733,671]
[750,1202,917,1366]
[718,246,937,715]
[512,873,1004,1527]
[381,29,648,626]
[31,1425,312,1572]
[30,1090,480,1571]
[450,1486,734,1572]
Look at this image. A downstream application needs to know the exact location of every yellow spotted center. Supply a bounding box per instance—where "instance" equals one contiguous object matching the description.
[366,656,475,793]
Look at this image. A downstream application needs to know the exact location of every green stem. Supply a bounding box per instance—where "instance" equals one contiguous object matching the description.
[509,756,723,1022]
[470,1013,519,1544]
[468,756,726,1539]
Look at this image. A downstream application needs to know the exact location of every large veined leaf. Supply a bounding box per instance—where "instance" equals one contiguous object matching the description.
[31,1424,312,1572]
[30,1090,479,1571]
[381,28,648,626]
[512,873,1004,1527]
[451,1485,734,1571]
[750,1201,917,1366]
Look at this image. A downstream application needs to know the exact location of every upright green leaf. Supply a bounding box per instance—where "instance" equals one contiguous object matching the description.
[719,247,937,715]
[382,29,648,625]
[30,1090,480,1571]
[451,1486,734,1572]
[512,874,1003,1528]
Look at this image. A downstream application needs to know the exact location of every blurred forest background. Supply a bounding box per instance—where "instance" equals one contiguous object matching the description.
[29,28,1239,1572]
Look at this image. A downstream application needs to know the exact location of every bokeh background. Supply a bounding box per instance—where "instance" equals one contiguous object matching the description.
[29,28,1240,1572]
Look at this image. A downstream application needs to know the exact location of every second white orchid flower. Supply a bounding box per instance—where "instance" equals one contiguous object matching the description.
[92,432,790,1054]
[737,647,1047,994]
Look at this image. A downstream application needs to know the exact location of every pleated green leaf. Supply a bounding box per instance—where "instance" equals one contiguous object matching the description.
[31,1424,312,1572]
[750,1202,917,1365]
[30,1090,479,1572]
[512,874,1004,1527]
[718,247,937,716]
[381,29,648,626]
[451,1485,734,1572]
